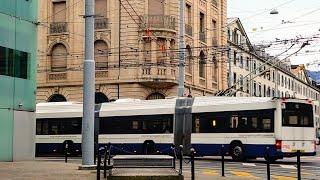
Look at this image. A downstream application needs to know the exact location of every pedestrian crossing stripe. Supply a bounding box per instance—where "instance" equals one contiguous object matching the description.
[290,171,313,175]
[280,165,296,169]
[242,163,256,166]
[230,171,258,178]
[202,169,218,176]
[272,175,296,180]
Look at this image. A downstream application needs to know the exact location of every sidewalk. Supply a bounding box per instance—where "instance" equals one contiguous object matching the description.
[0,161,96,180]
[0,160,249,180]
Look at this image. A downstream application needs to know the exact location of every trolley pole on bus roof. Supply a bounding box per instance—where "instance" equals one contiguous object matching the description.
[178,0,186,97]
[82,0,95,166]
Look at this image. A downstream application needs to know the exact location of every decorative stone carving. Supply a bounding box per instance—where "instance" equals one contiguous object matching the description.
[48,72,67,81]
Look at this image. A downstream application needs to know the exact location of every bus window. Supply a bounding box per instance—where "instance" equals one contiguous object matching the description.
[100,115,173,134]
[282,103,313,127]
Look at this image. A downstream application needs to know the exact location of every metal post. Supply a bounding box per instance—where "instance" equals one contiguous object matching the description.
[172,145,176,169]
[190,148,195,180]
[104,149,107,178]
[179,145,183,175]
[82,0,95,166]
[266,147,270,180]
[221,145,225,177]
[97,150,101,180]
[107,143,111,165]
[65,143,68,163]
[297,150,301,180]
[178,0,186,97]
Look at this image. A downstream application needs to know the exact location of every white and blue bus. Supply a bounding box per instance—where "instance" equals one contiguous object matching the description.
[36,97,317,161]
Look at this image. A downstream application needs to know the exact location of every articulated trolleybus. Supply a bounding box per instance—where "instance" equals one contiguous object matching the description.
[36,97,317,161]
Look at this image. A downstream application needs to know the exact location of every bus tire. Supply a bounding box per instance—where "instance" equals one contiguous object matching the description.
[62,140,74,156]
[230,142,245,161]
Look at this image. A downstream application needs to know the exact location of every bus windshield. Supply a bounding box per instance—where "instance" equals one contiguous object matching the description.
[282,102,314,127]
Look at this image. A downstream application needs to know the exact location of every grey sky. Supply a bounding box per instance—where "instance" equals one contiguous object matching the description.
[228,0,320,70]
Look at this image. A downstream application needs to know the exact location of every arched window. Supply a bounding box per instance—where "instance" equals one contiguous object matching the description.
[146,92,165,100]
[51,43,67,72]
[94,40,108,70]
[148,0,164,15]
[199,51,206,78]
[48,94,67,102]
[186,45,192,74]
[95,92,109,104]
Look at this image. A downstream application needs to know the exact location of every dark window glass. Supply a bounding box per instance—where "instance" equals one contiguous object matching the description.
[192,109,275,133]
[36,118,82,135]
[100,115,173,134]
[0,46,29,79]
[0,46,6,75]
[282,103,313,127]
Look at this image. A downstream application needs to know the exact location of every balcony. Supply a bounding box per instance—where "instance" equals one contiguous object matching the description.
[139,65,178,88]
[95,18,109,30]
[50,22,67,34]
[199,32,206,43]
[185,24,193,37]
[140,15,176,31]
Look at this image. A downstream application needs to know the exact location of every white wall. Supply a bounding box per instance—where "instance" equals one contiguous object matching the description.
[13,111,35,161]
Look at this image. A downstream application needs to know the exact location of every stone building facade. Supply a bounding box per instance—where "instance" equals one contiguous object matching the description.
[227,18,320,128]
[37,0,228,103]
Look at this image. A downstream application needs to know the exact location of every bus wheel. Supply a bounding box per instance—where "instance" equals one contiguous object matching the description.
[142,140,156,155]
[230,142,245,161]
[62,140,74,156]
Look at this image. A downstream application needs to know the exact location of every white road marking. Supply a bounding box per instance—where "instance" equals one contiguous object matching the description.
[242,163,256,167]
[280,165,297,169]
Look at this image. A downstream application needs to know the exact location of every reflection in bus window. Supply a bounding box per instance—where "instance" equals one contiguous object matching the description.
[192,109,274,133]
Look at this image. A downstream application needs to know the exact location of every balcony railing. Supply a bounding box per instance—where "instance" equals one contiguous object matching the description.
[140,15,176,31]
[199,32,206,43]
[95,18,109,30]
[50,22,67,34]
[185,24,193,36]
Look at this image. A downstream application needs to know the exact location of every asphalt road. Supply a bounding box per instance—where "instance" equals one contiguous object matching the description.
[35,146,320,179]
[181,146,320,179]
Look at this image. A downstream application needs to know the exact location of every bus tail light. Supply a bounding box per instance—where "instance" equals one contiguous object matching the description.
[275,140,282,150]
[314,141,317,151]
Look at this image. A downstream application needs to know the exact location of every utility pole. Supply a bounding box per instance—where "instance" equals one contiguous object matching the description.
[178,0,185,97]
[82,0,95,166]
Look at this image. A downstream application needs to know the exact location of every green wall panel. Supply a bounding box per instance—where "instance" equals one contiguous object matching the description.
[0,13,16,50]
[0,0,37,161]
[16,0,37,22]
[14,16,37,110]
[0,0,15,16]
[0,109,13,161]
[0,77,14,109]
